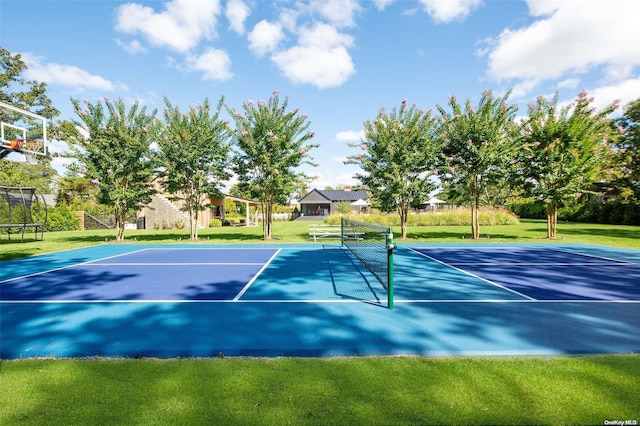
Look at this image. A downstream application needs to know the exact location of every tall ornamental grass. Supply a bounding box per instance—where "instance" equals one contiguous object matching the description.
[324,207,519,227]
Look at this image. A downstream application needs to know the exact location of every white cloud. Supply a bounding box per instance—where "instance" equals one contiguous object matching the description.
[373,0,395,11]
[486,0,640,95]
[335,130,365,141]
[21,53,120,92]
[115,39,147,54]
[225,0,250,35]
[418,0,483,23]
[114,0,221,53]
[187,48,233,81]
[557,78,580,90]
[271,23,355,89]
[248,20,284,56]
[310,170,359,190]
[587,78,640,112]
[310,0,362,28]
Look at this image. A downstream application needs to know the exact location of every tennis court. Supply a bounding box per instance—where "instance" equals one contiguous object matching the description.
[1,240,639,358]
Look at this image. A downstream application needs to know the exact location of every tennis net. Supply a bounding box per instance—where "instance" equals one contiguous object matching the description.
[341,217,395,309]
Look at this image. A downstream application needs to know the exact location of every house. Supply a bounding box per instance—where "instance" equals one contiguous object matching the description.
[298,188,370,216]
[138,192,259,229]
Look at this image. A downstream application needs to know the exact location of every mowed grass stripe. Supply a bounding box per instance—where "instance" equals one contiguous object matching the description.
[1,355,638,425]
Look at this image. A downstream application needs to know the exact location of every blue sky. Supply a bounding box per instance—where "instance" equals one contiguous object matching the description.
[2,0,640,190]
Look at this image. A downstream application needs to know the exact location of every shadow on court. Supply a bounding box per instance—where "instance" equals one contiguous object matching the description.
[1,244,639,358]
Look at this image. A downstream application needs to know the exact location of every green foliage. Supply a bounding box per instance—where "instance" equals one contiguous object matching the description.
[324,208,519,227]
[0,159,57,193]
[436,90,519,239]
[55,176,99,206]
[516,91,619,238]
[209,218,222,227]
[612,98,640,199]
[334,201,354,214]
[227,90,318,239]
[347,98,440,239]
[46,204,79,231]
[0,47,59,120]
[158,97,231,240]
[61,97,159,241]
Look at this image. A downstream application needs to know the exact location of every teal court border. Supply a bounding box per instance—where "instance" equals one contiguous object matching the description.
[1,243,639,358]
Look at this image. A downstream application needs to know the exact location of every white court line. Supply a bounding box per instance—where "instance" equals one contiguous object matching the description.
[549,247,638,264]
[87,262,266,266]
[408,248,537,301]
[233,249,282,301]
[0,248,150,284]
[2,299,638,304]
[1,247,280,284]
[444,262,632,266]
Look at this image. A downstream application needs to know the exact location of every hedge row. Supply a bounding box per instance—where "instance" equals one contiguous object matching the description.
[508,200,640,226]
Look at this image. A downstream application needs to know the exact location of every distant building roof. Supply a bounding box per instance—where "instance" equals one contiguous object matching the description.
[318,189,368,202]
[299,188,369,203]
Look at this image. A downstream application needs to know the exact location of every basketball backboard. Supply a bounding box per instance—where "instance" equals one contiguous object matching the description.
[0,101,48,160]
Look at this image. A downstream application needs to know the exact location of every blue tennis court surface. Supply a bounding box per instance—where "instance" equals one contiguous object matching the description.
[1,243,639,358]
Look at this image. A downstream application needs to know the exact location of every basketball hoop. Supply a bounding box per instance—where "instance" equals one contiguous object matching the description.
[21,139,45,164]
[10,139,25,150]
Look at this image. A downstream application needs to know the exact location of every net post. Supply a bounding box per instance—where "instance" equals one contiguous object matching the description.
[340,216,345,247]
[386,230,394,310]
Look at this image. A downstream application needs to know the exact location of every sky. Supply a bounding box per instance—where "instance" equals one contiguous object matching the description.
[2,0,640,191]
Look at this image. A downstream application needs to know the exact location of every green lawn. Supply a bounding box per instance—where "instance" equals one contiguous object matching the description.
[1,356,639,425]
[1,220,639,425]
[2,219,639,261]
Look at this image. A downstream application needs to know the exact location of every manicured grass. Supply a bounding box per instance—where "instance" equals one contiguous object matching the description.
[2,219,639,261]
[1,356,639,425]
[2,220,639,424]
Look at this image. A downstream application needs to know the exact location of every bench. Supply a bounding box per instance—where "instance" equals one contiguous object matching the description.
[0,186,47,242]
[308,225,363,242]
[309,224,341,241]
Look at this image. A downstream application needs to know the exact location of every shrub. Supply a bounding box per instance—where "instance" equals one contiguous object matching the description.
[46,205,80,231]
[209,219,222,227]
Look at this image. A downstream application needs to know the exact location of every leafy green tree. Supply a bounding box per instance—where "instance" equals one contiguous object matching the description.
[1,47,59,185]
[0,47,59,119]
[158,97,231,240]
[613,98,640,200]
[60,98,158,241]
[436,90,519,239]
[227,90,318,240]
[347,98,440,239]
[516,91,618,238]
[0,159,56,192]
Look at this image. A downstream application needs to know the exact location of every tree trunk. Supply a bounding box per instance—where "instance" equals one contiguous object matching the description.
[546,202,558,239]
[470,194,480,239]
[398,205,408,239]
[191,210,198,240]
[265,201,273,240]
[115,205,125,241]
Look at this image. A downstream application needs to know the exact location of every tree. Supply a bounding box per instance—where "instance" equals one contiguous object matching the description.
[0,47,59,119]
[347,98,440,239]
[158,97,231,240]
[436,90,519,239]
[227,90,318,240]
[0,159,56,192]
[613,98,640,200]
[1,47,59,185]
[60,97,158,241]
[516,91,618,238]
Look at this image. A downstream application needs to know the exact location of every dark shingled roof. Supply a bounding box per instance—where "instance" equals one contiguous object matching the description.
[317,190,368,202]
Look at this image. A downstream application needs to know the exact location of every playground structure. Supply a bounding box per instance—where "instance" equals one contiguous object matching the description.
[0,186,48,241]
[0,102,49,240]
